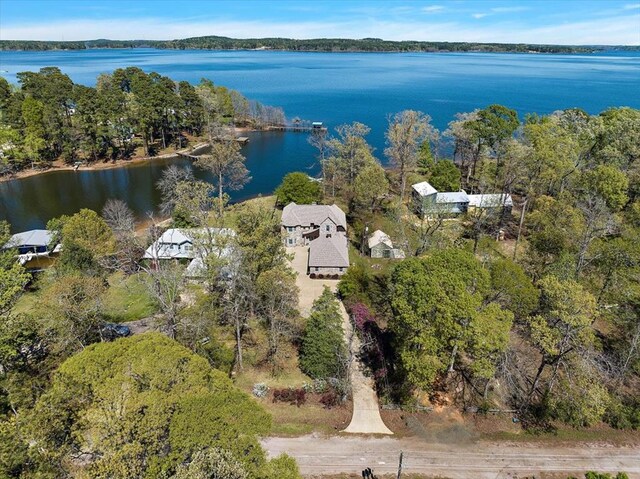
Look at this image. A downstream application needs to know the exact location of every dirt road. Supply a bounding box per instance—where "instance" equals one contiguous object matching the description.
[263,435,640,478]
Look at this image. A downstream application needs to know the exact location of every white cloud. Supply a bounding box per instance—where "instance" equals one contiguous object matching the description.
[491,6,529,13]
[623,3,640,9]
[422,5,445,14]
[472,6,529,19]
[1,14,639,45]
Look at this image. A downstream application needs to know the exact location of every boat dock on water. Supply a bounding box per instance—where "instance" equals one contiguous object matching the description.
[268,121,327,133]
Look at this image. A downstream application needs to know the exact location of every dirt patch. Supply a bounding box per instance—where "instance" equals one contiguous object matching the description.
[381,407,640,447]
[310,475,447,479]
[122,316,163,335]
[380,407,479,443]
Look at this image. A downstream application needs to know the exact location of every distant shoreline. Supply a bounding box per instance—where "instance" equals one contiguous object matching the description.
[3,36,637,54]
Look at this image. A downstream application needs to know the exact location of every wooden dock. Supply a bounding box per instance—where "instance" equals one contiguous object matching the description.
[268,125,327,133]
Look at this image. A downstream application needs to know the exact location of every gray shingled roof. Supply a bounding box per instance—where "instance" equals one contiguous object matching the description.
[308,234,349,268]
[281,203,346,229]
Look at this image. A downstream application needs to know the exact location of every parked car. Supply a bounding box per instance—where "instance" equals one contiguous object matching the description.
[101,323,131,341]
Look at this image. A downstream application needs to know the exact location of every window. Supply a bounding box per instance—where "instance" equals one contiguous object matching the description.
[325,224,330,232]
[315,267,319,272]
[339,267,344,272]
[184,245,192,251]
[288,238,293,245]
[287,226,294,232]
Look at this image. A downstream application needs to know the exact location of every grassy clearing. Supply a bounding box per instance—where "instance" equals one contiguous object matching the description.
[12,277,46,315]
[13,270,158,323]
[102,272,159,323]
[234,348,352,437]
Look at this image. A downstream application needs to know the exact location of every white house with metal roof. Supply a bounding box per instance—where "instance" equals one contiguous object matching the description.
[4,230,56,255]
[412,180,512,217]
[467,193,513,213]
[3,229,61,267]
[144,228,236,277]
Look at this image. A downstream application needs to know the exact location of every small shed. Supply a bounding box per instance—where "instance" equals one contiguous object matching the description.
[368,230,405,259]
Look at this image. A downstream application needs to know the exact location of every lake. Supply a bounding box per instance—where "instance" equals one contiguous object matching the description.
[1,49,639,231]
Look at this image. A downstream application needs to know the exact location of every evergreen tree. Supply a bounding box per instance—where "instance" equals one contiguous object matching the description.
[417,139,435,175]
[429,160,461,191]
[299,287,347,379]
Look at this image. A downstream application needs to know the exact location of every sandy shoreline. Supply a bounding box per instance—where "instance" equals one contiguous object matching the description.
[0,143,209,184]
[0,126,259,184]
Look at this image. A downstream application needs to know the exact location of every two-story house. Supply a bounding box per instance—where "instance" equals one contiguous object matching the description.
[281,203,347,247]
[281,203,350,277]
[143,227,236,277]
[412,180,512,218]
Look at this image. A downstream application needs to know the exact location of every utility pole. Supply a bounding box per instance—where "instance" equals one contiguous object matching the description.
[397,451,404,479]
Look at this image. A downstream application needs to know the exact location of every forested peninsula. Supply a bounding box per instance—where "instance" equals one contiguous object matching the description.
[2,36,637,53]
[0,67,285,176]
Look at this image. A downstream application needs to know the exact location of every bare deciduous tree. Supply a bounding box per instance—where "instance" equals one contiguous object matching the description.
[102,199,135,237]
[308,128,332,196]
[156,164,194,216]
[141,259,185,339]
[196,140,250,217]
[256,267,300,373]
[385,110,433,201]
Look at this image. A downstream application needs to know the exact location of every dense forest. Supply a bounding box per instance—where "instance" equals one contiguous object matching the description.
[317,105,640,432]
[3,36,636,53]
[0,67,285,174]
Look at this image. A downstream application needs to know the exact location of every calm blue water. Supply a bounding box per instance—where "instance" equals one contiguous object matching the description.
[1,49,639,231]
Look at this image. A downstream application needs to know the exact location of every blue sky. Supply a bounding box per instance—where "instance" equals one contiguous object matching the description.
[0,0,639,45]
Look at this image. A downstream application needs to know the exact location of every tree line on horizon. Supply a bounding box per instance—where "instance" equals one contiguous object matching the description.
[3,36,637,53]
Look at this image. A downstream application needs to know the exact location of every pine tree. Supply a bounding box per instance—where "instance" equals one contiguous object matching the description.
[299,287,347,379]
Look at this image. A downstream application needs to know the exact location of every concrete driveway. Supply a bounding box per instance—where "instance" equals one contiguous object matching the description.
[287,246,340,317]
[287,246,392,435]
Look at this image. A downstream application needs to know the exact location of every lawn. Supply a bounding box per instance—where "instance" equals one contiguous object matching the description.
[12,270,158,324]
[102,272,158,323]
[234,348,353,437]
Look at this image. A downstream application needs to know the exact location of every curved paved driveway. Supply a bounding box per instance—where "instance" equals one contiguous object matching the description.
[287,247,393,435]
